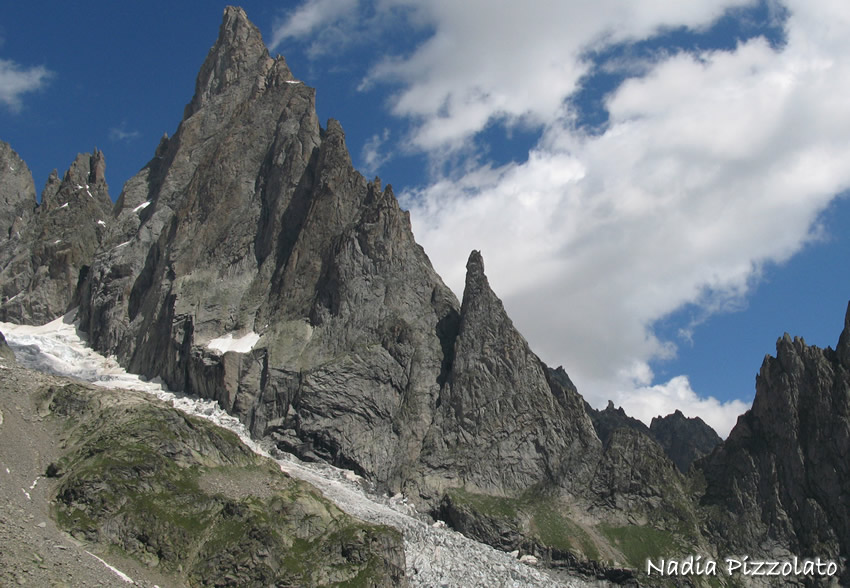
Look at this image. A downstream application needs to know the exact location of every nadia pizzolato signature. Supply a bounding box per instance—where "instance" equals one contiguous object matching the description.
[646,555,838,579]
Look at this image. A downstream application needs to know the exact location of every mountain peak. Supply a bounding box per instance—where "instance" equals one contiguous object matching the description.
[64,150,107,189]
[464,249,487,289]
[219,5,262,51]
[185,5,293,117]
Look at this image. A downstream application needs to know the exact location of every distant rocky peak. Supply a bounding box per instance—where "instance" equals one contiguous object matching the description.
[186,5,294,117]
[0,148,112,324]
[649,409,721,473]
[585,398,652,448]
[42,150,111,211]
[64,149,106,188]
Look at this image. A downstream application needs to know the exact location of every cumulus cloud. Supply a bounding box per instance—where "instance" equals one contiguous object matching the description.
[364,0,754,152]
[361,128,392,175]
[280,0,850,437]
[270,0,361,54]
[109,123,141,142]
[615,377,750,438]
[0,58,51,112]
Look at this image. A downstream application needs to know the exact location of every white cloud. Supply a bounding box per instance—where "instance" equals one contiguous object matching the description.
[109,124,141,142]
[364,0,754,151]
[361,128,391,175]
[283,0,850,438]
[270,0,361,53]
[614,376,750,438]
[0,58,51,112]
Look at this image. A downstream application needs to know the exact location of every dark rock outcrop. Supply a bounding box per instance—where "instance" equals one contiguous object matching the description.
[650,409,721,473]
[698,302,850,582]
[0,141,36,246]
[0,331,14,364]
[0,150,111,324]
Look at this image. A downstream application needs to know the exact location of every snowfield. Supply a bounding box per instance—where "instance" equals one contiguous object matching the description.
[0,313,592,587]
[206,331,261,354]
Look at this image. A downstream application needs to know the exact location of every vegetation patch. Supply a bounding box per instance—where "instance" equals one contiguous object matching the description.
[45,383,405,586]
[598,523,682,569]
[443,487,601,562]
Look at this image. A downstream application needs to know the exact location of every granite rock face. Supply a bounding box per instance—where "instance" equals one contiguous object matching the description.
[419,251,601,497]
[0,141,36,245]
[0,330,14,364]
[698,302,850,582]
[0,149,111,324]
[76,7,460,501]
[650,409,721,473]
[71,8,604,508]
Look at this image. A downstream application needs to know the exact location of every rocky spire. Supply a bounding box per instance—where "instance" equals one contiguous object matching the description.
[40,170,61,208]
[424,250,601,494]
[185,6,293,118]
[0,141,36,241]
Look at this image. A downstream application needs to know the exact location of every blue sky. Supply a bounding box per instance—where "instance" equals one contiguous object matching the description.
[3,1,850,436]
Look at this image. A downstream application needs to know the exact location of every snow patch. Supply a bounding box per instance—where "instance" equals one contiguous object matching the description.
[97,220,106,226]
[86,189,93,198]
[53,239,62,245]
[29,477,40,490]
[207,332,260,354]
[115,241,131,249]
[22,488,30,500]
[285,80,302,84]
[59,203,69,209]
[132,201,151,213]
[85,551,134,584]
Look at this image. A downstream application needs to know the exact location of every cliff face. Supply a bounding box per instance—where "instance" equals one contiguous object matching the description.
[699,303,850,581]
[0,141,36,245]
[419,251,601,498]
[77,7,586,503]
[66,7,609,509]
[0,148,111,324]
